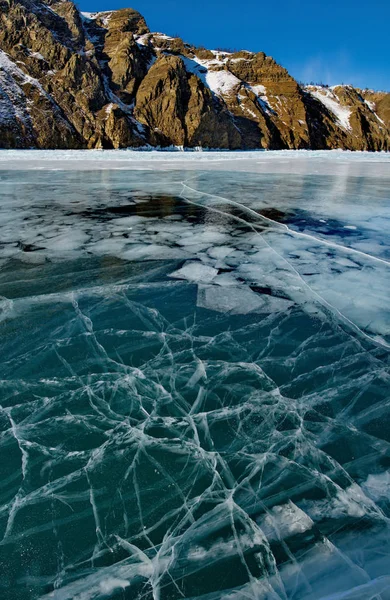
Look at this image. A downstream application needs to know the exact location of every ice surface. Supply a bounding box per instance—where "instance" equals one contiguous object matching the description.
[0,154,389,600]
[1,149,389,180]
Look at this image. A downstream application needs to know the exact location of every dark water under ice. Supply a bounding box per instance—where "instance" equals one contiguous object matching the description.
[1,167,390,600]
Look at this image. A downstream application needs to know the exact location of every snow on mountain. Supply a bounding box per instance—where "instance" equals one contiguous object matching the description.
[307,86,352,131]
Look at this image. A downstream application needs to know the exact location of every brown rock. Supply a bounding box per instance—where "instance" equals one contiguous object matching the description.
[95,8,149,35]
[134,54,189,146]
[134,55,243,148]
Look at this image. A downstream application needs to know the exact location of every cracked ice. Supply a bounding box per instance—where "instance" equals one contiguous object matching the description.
[0,154,390,600]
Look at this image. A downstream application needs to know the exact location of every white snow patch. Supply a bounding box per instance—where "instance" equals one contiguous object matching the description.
[0,53,30,126]
[100,13,113,26]
[29,52,45,61]
[0,50,54,100]
[181,55,241,97]
[135,34,151,47]
[363,99,386,125]
[0,50,64,129]
[241,105,258,119]
[153,33,175,40]
[205,69,241,96]
[248,84,274,114]
[210,50,232,61]
[81,11,113,26]
[365,99,376,111]
[251,84,266,95]
[308,87,352,131]
[105,103,114,115]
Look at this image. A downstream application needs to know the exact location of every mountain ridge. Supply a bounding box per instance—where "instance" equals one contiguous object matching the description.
[0,0,389,150]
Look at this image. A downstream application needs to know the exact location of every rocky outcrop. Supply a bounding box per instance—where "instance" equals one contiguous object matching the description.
[0,0,389,150]
[134,54,243,148]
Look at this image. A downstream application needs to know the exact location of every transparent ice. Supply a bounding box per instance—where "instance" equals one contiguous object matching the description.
[0,152,390,600]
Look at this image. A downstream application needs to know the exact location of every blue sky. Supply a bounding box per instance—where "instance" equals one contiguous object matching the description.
[79,0,389,90]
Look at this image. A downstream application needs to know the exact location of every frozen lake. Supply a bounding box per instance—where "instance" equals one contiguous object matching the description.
[1,151,390,600]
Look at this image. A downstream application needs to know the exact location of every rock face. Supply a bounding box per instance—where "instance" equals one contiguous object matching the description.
[0,0,389,150]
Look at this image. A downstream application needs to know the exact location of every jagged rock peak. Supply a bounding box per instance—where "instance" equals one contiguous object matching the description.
[80,7,149,34]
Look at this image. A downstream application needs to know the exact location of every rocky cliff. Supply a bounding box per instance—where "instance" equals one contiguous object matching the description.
[0,0,389,150]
